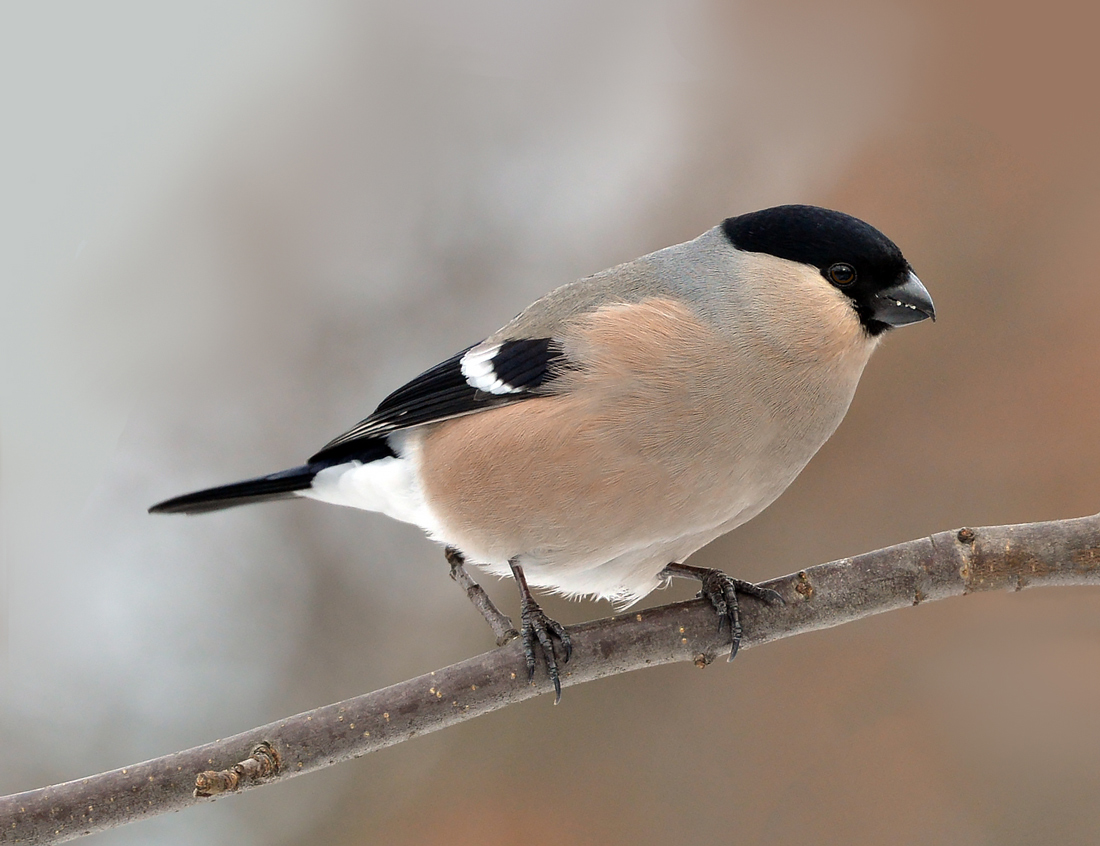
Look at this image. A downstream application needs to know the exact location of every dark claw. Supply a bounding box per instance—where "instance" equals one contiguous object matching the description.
[735,581,785,606]
[695,570,782,662]
[519,597,571,703]
[509,560,571,702]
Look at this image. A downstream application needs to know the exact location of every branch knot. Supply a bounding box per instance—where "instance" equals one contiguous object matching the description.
[193,742,281,798]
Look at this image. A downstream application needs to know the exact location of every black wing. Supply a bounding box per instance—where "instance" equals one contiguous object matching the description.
[308,338,572,464]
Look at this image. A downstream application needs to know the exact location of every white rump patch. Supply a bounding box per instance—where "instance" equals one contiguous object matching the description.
[460,343,522,394]
[301,455,441,534]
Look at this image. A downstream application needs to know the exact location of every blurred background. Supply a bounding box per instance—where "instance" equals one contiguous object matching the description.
[2,1,1099,843]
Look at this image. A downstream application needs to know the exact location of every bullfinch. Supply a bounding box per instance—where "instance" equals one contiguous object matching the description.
[151,204,935,699]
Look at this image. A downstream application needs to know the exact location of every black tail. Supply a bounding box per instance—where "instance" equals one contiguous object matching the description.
[149,465,319,514]
[150,437,397,515]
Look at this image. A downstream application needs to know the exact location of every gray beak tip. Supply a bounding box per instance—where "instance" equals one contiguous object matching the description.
[873,271,935,328]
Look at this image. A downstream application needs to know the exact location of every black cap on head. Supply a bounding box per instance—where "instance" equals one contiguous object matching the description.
[721,205,933,335]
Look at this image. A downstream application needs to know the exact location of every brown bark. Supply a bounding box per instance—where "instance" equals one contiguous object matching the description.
[3,515,1099,844]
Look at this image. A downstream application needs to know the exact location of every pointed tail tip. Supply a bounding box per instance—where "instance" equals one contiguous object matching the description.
[146,464,319,516]
[148,499,189,515]
[146,492,245,515]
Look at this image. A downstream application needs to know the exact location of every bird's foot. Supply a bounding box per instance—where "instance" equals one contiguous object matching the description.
[509,559,571,703]
[518,594,572,704]
[662,563,783,661]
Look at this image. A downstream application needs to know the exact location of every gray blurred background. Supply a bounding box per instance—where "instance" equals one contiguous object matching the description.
[2,1,1099,843]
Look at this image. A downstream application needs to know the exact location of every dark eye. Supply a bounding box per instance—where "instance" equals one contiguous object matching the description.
[828,263,856,286]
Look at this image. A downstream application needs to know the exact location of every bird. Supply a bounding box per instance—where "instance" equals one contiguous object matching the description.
[151,204,935,701]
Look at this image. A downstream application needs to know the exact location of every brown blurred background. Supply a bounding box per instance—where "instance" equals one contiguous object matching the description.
[2,1,1099,844]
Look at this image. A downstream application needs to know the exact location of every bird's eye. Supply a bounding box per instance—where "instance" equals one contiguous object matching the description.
[828,263,856,286]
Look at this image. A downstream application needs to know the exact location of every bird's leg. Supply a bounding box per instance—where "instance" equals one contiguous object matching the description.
[509,558,572,703]
[445,547,518,646]
[661,562,783,662]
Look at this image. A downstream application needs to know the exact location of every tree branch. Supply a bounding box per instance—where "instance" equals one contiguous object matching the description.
[4,515,1100,844]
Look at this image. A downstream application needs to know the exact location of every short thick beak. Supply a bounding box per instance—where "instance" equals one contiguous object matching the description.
[872,271,935,327]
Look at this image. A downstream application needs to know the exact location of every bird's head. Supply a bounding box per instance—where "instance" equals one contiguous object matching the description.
[722,204,935,337]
